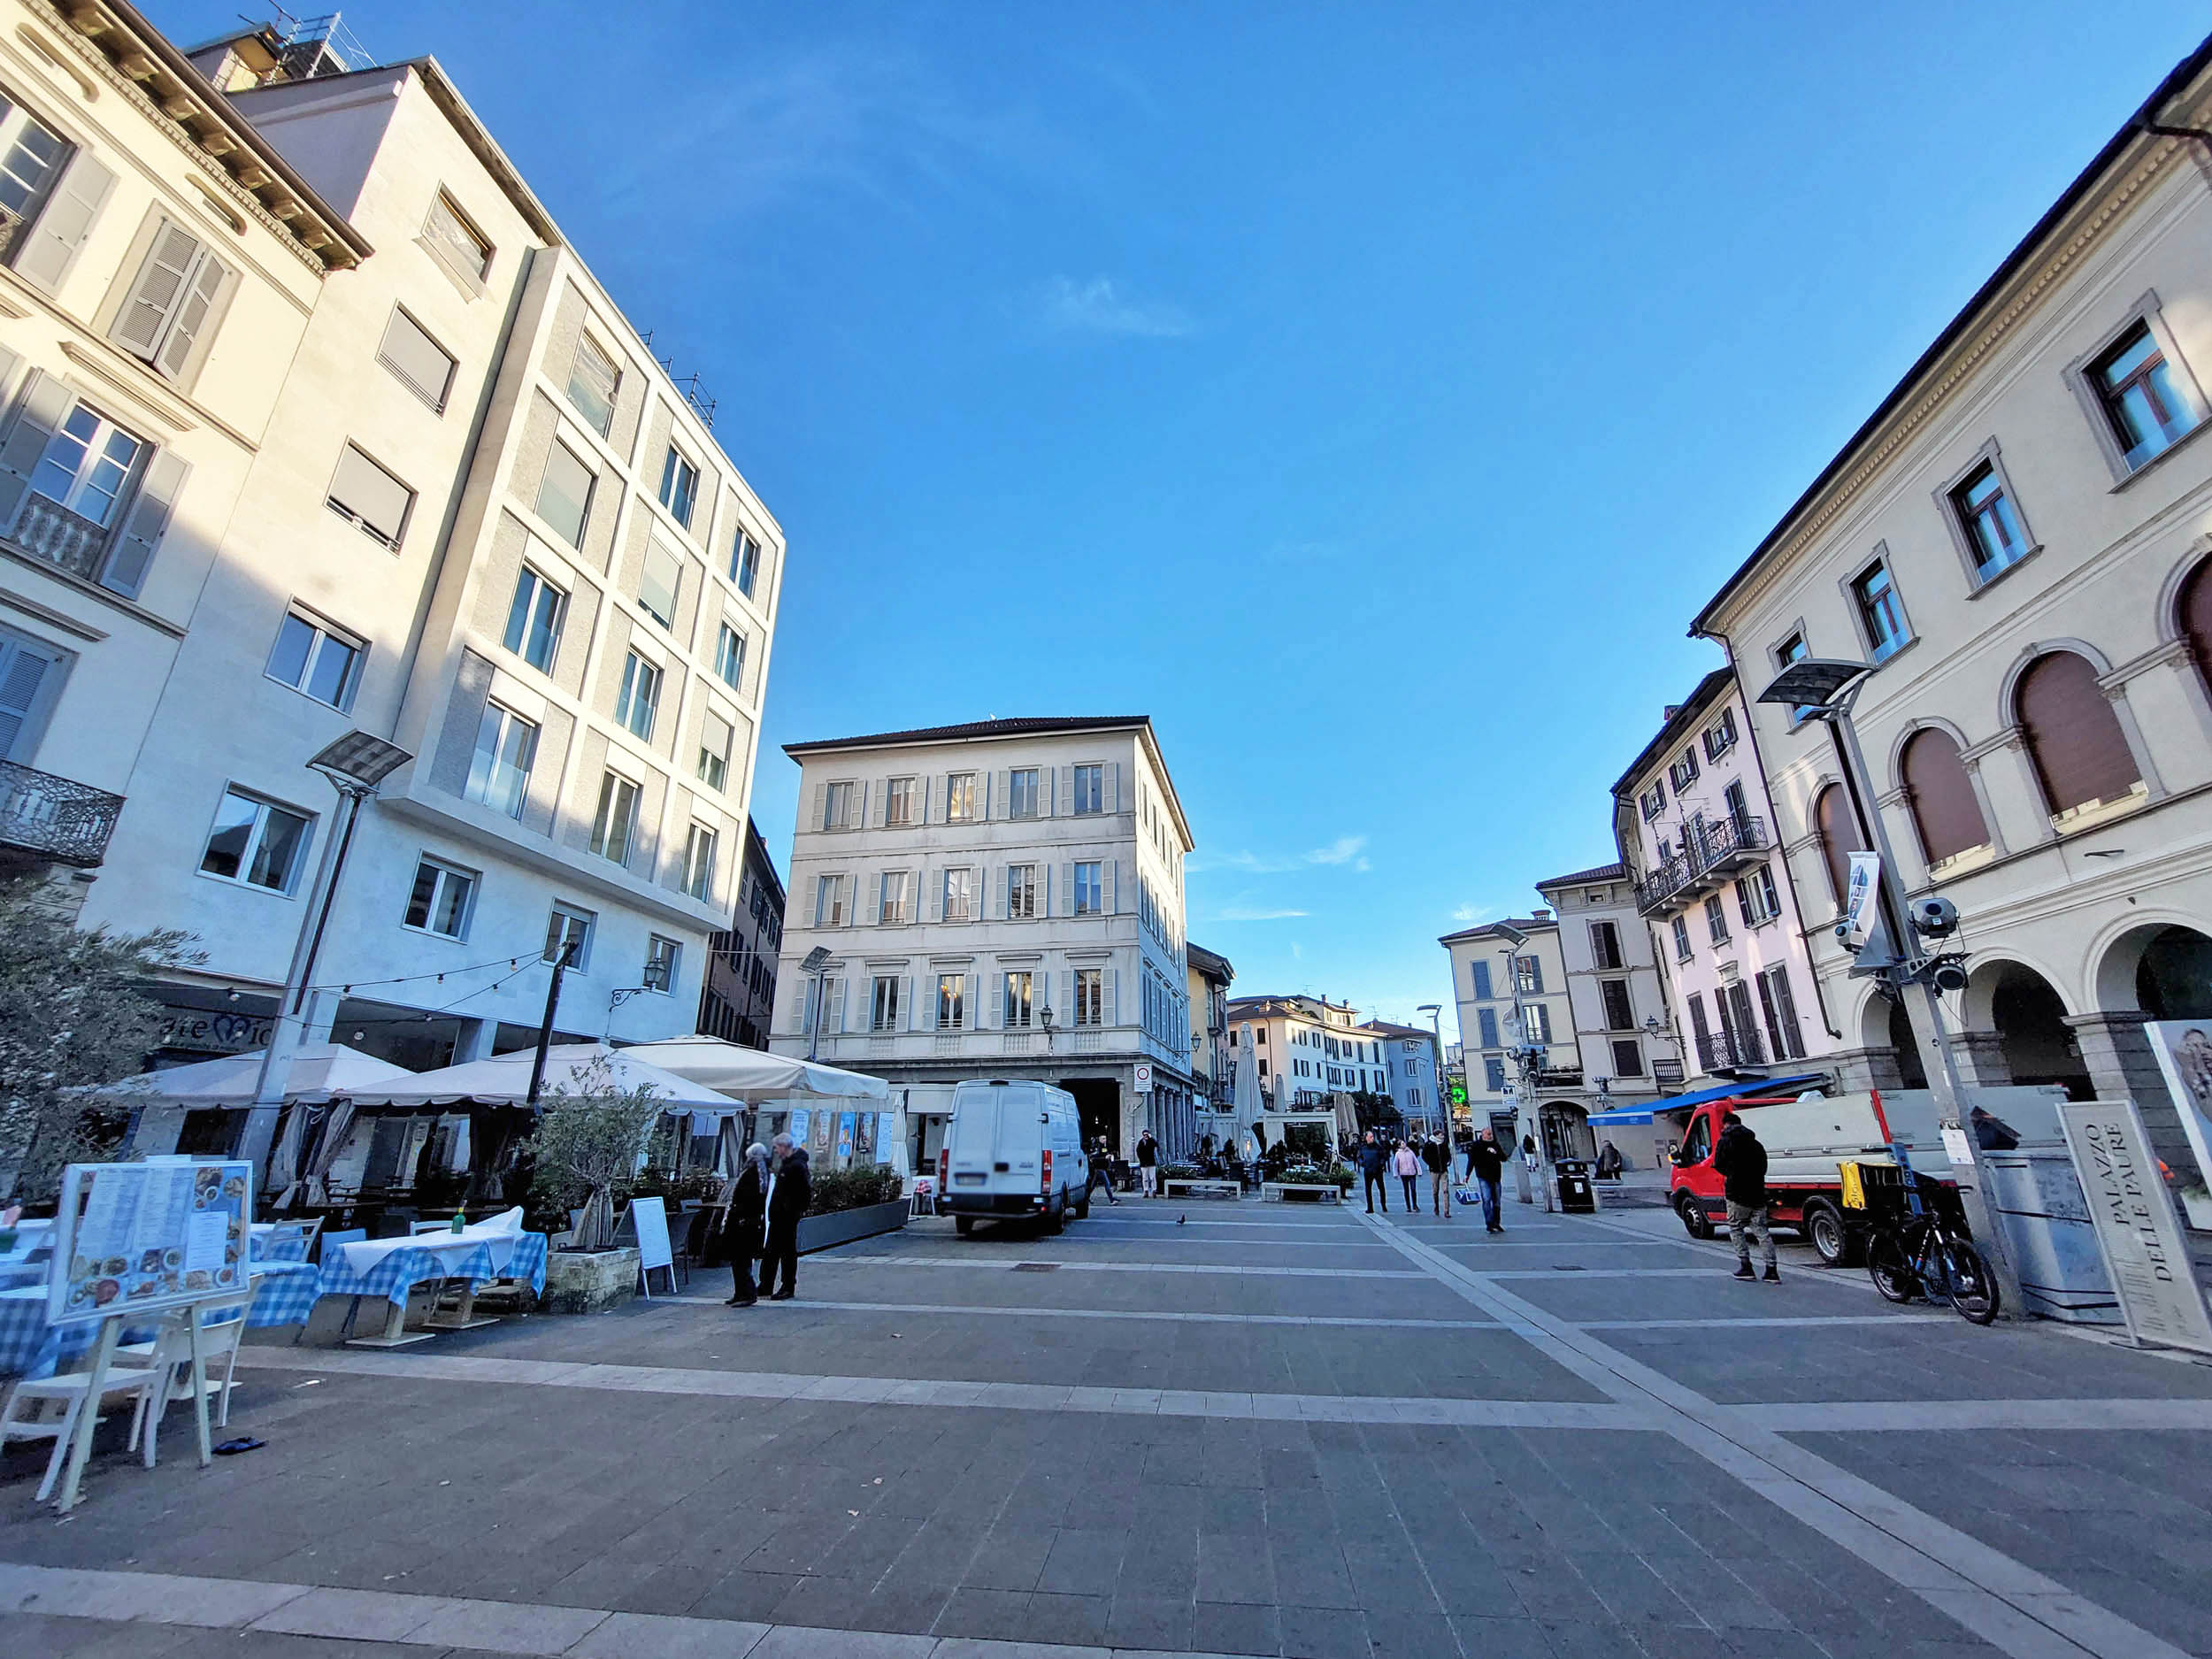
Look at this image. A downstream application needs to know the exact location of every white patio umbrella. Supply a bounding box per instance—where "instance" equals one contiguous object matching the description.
[618,1037,890,1102]
[342,1041,742,1110]
[1233,1026,1263,1134]
[98,1043,414,1106]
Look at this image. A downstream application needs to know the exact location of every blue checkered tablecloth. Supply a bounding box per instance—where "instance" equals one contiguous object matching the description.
[0,1271,300,1379]
[244,1261,320,1328]
[313,1231,548,1313]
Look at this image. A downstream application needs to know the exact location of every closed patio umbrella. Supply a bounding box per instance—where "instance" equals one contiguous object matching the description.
[286,1097,355,1210]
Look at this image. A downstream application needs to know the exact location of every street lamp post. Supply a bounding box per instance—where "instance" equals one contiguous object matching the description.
[239,731,412,1171]
[1642,1013,1688,1083]
[1417,1002,1443,1135]
[1760,658,2022,1313]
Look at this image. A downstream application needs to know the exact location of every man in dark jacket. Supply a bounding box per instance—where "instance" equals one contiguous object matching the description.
[1419,1133,1453,1217]
[1356,1132,1389,1213]
[712,1143,769,1306]
[1711,1110,1778,1281]
[1134,1129,1160,1198]
[1466,1130,1505,1233]
[761,1133,813,1301]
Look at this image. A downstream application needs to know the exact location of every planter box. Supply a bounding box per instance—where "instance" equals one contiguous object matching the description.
[1164,1179,1240,1201]
[1261,1182,1343,1204]
[797,1200,909,1254]
[541,1246,639,1314]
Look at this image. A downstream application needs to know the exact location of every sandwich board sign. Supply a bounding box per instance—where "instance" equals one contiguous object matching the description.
[2058,1099,2212,1356]
[630,1194,675,1298]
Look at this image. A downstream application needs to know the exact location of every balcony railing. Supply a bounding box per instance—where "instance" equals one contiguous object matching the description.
[10,494,112,584]
[1635,814,1770,916]
[1694,1025,1767,1072]
[0,760,125,867]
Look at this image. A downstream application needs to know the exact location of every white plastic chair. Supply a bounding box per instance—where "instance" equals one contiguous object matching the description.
[140,1303,250,1441]
[1,1346,166,1501]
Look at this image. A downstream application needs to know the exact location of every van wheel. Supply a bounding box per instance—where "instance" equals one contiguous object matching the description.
[1801,1197,1856,1266]
[1075,1193,1091,1220]
[1675,1193,1714,1240]
[1044,1198,1066,1235]
[954,1216,973,1237]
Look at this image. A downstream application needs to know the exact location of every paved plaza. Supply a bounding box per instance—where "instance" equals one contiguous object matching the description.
[3,1193,2210,1659]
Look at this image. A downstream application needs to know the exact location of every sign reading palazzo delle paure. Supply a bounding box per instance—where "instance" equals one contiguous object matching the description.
[2058,1099,2212,1357]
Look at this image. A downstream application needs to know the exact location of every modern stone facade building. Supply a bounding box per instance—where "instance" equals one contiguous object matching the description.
[770,717,1196,1164]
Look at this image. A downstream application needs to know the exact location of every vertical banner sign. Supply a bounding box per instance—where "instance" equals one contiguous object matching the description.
[1841,852,1882,952]
[2058,1099,2212,1356]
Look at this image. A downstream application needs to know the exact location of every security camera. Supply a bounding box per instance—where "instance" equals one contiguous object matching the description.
[1910,896,1960,938]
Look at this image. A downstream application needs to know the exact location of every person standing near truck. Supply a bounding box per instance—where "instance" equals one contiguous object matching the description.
[1712,1110,1778,1282]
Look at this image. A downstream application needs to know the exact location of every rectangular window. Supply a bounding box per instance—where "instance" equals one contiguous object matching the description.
[885,777,916,826]
[1072,764,1103,814]
[403,856,475,939]
[377,308,456,411]
[615,651,660,741]
[199,787,310,893]
[871,974,901,1031]
[544,903,593,968]
[1073,860,1102,915]
[1756,965,1805,1062]
[0,97,67,237]
[1703,708,1738,761]
[1476,1007,1501,1048]
[588,771,639,864]
[1003,971,1034,1028]
[643,934,680,993]
[1009,864,1037,918]
[1600,979,1634,1031]
[265,608,362,710]
[326,443,412,549]
[423,192,492,284]
[1950,462,2028,580]
[880,871,910,924]
[503,566,565,673]
[1008,768,1040,818]
[1483,1056,1507,1091]
[713,621,746,691]
[465,703,537,819]
[1611,1039,1645,1078]
[1520,1003,1551,1044]
[936,972,965,1030]
[1703,893,1731,946]
[1773,629,1814,722]
[2091,319,2198,468]
[1671,914,1693,962]
[534,439,595,549]
[1735,864,1781,927]
[566,334,619,437]
[730,529,760,596]
[823,780,853,829]
[1471,959,1492,1000]
[31,403,142,527]
[1589,919,1623,971]
[639,533,681,627]
[1852,559,1908,660]
[945,772,977,822]
[817,873,848,926]
[942,866,974,922]
[658,446,698,528]
[1074,967,1103,1026]
[697,711,732,791]
[1640,782,1666,820]
[1514,956,1543,995]
[111,220,228,381]
[1669,749,1699,792]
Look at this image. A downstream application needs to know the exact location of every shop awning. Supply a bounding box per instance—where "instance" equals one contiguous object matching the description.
[1588,1072,1828,1126]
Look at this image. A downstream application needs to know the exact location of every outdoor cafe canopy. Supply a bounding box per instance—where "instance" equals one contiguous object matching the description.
[340,1041,741,1113]
[618,1036,892,1104]
[96,1043,415,1106]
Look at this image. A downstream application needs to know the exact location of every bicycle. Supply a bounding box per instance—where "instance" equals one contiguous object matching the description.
[1863,1174,2001,1325]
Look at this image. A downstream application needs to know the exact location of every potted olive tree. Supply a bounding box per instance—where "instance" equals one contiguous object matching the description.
[526,1059,661,1312]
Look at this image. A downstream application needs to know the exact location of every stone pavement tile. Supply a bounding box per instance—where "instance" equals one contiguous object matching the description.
[849,1579,954,1638]
[1120,1524,1199,1600]
[1193,1598,1282,1656]
[1445,1615,1552,1659]
[538,1555,687,1611]
[1036,1528,1125,1597]
[768,1574,872,1632]
[1535,1617,1648,1659]
[1104,1593,1194,1652]
[249,1587,457,1643]
[1278,1603,1370,1659]
[933,1586,1033,1641]
[404,1598,611,1654]
[747,1625,935,1659]
[1362,1604,1462,1659]
[1022,1591,1110,1647]
[0,1611,205,1659]
[689,1571,802,1624]
[1195,1532,1276,1605]
[960,1523,1053,1594]
[1267,1534,1356,1609]
[1563,1551,1701,1627]
[567,1609,771,1659]
[607,1561,719,1617]
[165,1631,429,1659]
[1202,1486,1265,1536]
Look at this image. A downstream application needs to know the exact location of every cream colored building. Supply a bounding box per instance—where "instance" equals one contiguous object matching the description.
[1225,992,1388,1123]
[1438,914,1591,1157]
[1690,36,2212,1194]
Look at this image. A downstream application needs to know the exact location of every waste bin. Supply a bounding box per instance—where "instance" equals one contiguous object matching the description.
[1555,1158,1595,1213]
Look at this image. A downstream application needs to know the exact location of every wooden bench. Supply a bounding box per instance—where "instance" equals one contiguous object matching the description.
[1261,1182,1342,1204]
[1163,1179,1240,1201]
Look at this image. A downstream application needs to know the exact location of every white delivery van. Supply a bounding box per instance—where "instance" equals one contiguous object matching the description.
[938,1079,1089,1235]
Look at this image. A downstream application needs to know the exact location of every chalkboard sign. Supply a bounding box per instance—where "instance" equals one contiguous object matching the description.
[631,1195,675,1297]
[50,1160,252,1325]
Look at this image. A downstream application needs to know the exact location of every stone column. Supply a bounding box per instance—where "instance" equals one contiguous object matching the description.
[1947,1029,2013,1087]
[1824,1045,1908,1093]
[452,1018,499,1065]
[2064,1010,2193,1171]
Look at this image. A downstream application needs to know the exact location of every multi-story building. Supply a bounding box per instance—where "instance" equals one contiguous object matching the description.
[1689,35,2212,1187]
[1225,993,1390,1120]
[21,14,782,1102]
[1440,913,1593,1159]
[1361,1018,1442,1135]
[1186,941,1233,1110]
[1533,861,1675,1102]
[0,1,365,920]
[698,816,783,1049]
[768,717,1196,1163]
[1609,673,1839,1090]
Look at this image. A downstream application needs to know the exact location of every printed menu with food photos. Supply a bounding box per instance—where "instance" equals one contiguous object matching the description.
[50,1161,253,1324]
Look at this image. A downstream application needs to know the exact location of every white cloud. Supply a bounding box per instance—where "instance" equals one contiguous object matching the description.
[1190,834,1368,876]
[1214,907,1309,922]
[1039,276,1194,339]
[1451,903,1493,923]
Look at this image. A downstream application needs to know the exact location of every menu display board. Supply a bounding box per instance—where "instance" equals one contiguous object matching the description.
[50,1161,252,1325]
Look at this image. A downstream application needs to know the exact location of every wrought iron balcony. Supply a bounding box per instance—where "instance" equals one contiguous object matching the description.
[1634,814,1770,916]
[1694,1025,1767,1072]
[0,760,125,867]
[9,495,112,584]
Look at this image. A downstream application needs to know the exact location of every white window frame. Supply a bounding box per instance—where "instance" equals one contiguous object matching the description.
[1072,763,1103,815]
[638,531,682,628]
[28,401,142,528]
[422,190,492,291]
[1073,860,1102,916]
[683,822,718,901]
[817,872,849,927]
[326,442,413,550]
[403,854,478,941]
[944,772,977,822]
[871,973,902,1031]
[544,902,595,970]
[0,95,71,252]
[943,866,974,923]
[713,620,746,692]
[1073,966,1103,1026]
[376,305,456,412]
[730,527,761,595]
[658,445,699,529]
[615,650,661,741]
[534,437,595,549]
[697,710,733,792]
[465,701,538,819]
[936,972,965,1030]
[880,869,910,925]
[823,780,854,830]
[1008,768,1040,818]
[566,332,619,437]
[885,776,917,826]
[196,785,312,895]
[264,605,364,711]
[503,565,566,673]
[588,769,641,864]
[642,933,680,994]
[1008,863,1038,918]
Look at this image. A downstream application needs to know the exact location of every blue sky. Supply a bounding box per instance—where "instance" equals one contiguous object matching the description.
[161,2,2212,1040]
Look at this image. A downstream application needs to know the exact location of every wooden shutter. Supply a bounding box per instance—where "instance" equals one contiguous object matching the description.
[904,975,917,1031]
[15,148,113,294]
[0,634,62,760]
[1059,764,1075,813]
[1058,970,1073,1023]
[827,978,848,1032]
[968,972,982,1029]
[922,776,934,825]
[1813,784,1858,910]
[155,253,228,381]
[1478,1007,1499,1048]
[2016,651,2140,813]
[865,872,882,926]
[1107,761,1122,812]
[872,781,887,828]
[1105,970,1118,1027]
[0,372,74,527]
[1104,859,1118,913]
[100,450,187,599]
[111,221,205,358]
[995,864,1009,920]
[1900,728,1987,865]
[802,876,818,928]
[846,781,864,829]
[995,768,1010,819]
[1060,860,1075,914]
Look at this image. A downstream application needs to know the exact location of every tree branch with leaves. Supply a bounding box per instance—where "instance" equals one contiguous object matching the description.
[525,1057,664,1251]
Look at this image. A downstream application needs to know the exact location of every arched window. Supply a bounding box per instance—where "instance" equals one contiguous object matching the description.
[1812,783,1859,912]
[2014,650,2139,815]
[2179,558,2212,702]
[1900,728,1988,866]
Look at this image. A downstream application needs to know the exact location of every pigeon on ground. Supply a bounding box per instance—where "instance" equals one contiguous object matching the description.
[1177,1215,1187,1225]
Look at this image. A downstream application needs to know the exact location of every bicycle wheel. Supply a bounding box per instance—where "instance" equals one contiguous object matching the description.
[1867,1229,1921,1302]
[1938,1237,2001,1325]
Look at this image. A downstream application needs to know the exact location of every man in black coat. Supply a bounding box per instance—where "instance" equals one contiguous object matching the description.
[712,1144,769,1306]
[761,1133,813,1301]
[1711,1110,1778,1281]
[1466,1130,1506,1233]
[1356,1132,1389,1213]
[1419,1133,1453,1217]
[1134,1129,1160,1198]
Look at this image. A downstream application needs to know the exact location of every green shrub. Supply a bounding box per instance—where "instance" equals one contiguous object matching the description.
[807,1164,901,1217]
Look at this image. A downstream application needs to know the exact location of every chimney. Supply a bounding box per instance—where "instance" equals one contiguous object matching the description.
[1532,908,1552,922]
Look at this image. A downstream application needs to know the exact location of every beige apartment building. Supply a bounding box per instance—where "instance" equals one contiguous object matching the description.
[1225,992,1389,1124]
[1438,915,1593,1158]
[1691,36,2212,1196]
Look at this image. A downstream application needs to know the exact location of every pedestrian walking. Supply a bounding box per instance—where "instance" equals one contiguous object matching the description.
[1086,1137,1120,1206]
[1467,1129,1505,1233]
[760,1132,813,1301]
[1712,1110,1778,1281]
[1357,1131,1390,1213]
[1420,1133,1452,1217]
[710,1141,769,1305]
[1456,1126,1476,1181]
[1393,1140,1421,1211]
[1134,1129,1160,1198]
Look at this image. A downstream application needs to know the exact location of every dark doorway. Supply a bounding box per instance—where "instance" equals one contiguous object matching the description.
[1886,997,1927,1089]
[1061,1077,1122,1154]
[2137,926,2212,1018]
[1989,965,2093,1099]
